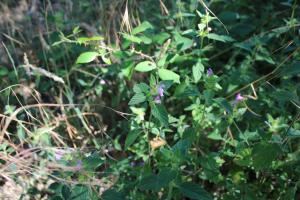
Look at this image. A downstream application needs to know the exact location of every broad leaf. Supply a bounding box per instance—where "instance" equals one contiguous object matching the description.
[151,104,169,127]
[135,61,157,72]
[132,21,153,35]
[125,130,140,149]
[121,33,142,44]
[76,52,99,64]
[158,68,180,83]
[179,182,212,200]
[133,83,150,93]
[102,189,123,200]
[192,62,204,82]
[139,168,176,191]
[128,93,146,105]
[252,142,280,170]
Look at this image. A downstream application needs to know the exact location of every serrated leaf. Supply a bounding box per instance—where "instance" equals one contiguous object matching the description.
[76,52,99,64]
[125,130,140,149]
[252,143,280,170]
[214,98,233,114]
[151,104,169,127]
[71,186,90,200]
[139,168,175,191]
[133,83,150,93]
[158,68,180,83]
[179,182,212,200]
[128,93,146,105]
[135,61,157,72]
[192,62,204,82]
[132,21,153,35]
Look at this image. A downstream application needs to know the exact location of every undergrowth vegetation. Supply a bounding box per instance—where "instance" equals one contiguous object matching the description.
[0,0,300,199]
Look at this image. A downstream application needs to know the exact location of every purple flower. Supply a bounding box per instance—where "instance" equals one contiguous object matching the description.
[54,150,65,160]
[207,68,213,76]
[75,160,82,171]
[158,84,165,97]
[154,95,161,104]
[235,93,244,102]
[154,84,165,104]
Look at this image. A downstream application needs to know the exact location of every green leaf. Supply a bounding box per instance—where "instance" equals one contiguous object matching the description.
[61,185,71,200]
[133,83,150,93]
[135,61,157,72]
[199,154,224,183]
[207,33,235,42]
[128,93,146,105]
[102,189,123,200]
[121,33,142,44]
[0,66,9,76]
[76,52,99,64]
[252,142,280,170]
[153,32,170,44]
[234,148,252,167]
[192,62,204,82]
[139,168,176,191]
[77,36,103,44]
[287,128,300,139]
[179,182,212,200]
[132,21,153,35]
[214,98,233,114]
[151,104,169,127]
[158,68,180,83]
[71,186,90,200]
[83,153,104,170]
[125,130,140,149]
[282,61,300,76]
[173,32,193,51]
[139,35,152,44]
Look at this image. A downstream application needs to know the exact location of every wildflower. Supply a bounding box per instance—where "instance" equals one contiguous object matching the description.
[154,95,161,104]
[154,84,165,104]
[235,93,244,102]
[158,84,165,97]
[75,160,82,171]
[54,149,65,160]
[207,68,213,76]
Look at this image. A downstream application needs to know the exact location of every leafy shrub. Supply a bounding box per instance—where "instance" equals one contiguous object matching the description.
[0,0,300,199]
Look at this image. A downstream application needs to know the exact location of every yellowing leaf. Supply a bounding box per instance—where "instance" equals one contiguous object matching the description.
[150,137,166,150]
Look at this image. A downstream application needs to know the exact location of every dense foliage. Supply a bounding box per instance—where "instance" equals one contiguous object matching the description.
[0,0,300,199]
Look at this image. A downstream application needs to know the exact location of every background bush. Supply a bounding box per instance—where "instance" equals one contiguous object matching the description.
[0,0,300,199]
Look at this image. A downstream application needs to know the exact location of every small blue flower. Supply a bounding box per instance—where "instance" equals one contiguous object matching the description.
[158,84,165,97]
[154,84,165,104]
[207,68,213,76]
[154,95,161,104]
